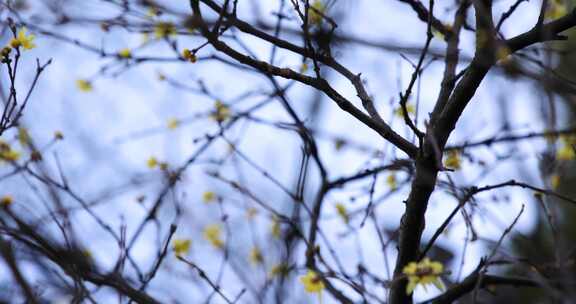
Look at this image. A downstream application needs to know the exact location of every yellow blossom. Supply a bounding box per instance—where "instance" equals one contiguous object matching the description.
[0,141,20,162]
[395,103,415,117]
[172,239,191,257]
[300,270,325,293]
[271,217,281,239]
[203,224,224,249]
[10,27,35,50]
[551,174,561,189]
[154,22,177,39]
[1,46,11,57]
[202,191,216,203]
[147,7,160,18]
[386,173,397,190]
[444,150,461,170]
[402,258,445,294]
[182,48,197,63]
[270,263,289,277]
[300,62,309,73]
[157,72,166,81]
[147,156,158,169]
[76,79,93,92]
[335,203,349,224]
[118,48,132,58]
[308,1,326,26]
[249,246,264,265]
[167,118,180,130]
[0,195,13,207]
[557,145,575,161]
[546,0,567,20]
[17,127,30,146]
[210,100,231,123]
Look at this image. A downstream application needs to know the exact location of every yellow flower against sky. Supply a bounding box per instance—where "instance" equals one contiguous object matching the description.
[76,79,93,92]
[300,270,325,302]
[402,258,445,294]
[444,150,461,170]
[203,224,224,249]
[9,27,36,50]
[172,239,191,257]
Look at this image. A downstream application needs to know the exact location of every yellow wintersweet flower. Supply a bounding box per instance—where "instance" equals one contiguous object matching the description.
[118,48,132,58]
[335,203,349,224]
[147,156,158,169]
[1,46,11,57]
[557,145,575,161]
[300,270,325,293]
[394,103,415,118]
[76,79,93,92]
[10,27,36,50]
[167,118,180,130]
[386,173,397,190]
[271,217,281,239]
[402,258,445,295]
[0,195,13,207]
[249,246,264,265]
[147,7,160,18]
[308,1,326,26]
[154,22,177,39]
[182,48,197,63]
[270,263,289,277]
[0,141,20,162]
[546,0,567,20]
[210,100,231,123]
[444,150,461,170]
[300,62,309,73]
[203,224,224,249]
[202,191,216,203]
[17,127,30,146]
[172,239,191,257]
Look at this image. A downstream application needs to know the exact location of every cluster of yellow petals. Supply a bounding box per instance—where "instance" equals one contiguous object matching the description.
[202,191,216,203]
[182,48,197,63]
[1,195,13,207]
[300,270,325,294]
[402,258,445,294]
[307,1,326,26]
[386,173,398,190]
[203,224,224,249]
[76,79,93,92]
[154,22,177,39]
[172,239,191,257]
[210,100,231,123]
[0,141,21,162]
[335,203,349,224]
[167,118,180,130]
[395,103,416,118]
[444,150,462,170]
[249,246,264,265]
[9,27,36,50]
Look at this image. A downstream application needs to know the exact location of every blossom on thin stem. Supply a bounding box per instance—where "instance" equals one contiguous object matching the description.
[402,258,445,294]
